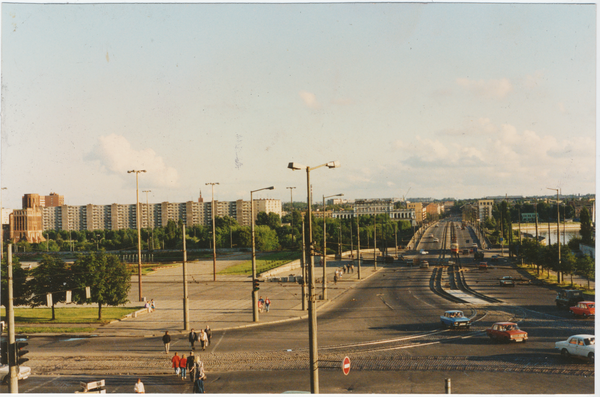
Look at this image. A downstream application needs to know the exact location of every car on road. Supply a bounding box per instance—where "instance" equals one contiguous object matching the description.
[420,260,429,269]
[433,238,439,243]
[478,262,488,270]
[0,364,31,383]
[486,322,528,343]
[569,301,595,318]
[419,249,428,255]
[499,276,516,287]
[440,310,471,329]
[555,334,594,362]
[429,234,434,238]
[490,255,499,262]
[555,290,585,308]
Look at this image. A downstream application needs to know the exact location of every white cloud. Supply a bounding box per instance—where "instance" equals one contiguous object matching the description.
[86,134,179,187]
[299,91,320,109]
[456,77,513,98]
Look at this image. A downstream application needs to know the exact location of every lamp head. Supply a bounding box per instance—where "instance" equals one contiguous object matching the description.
[288,162,306,171]
[326,161,341,169]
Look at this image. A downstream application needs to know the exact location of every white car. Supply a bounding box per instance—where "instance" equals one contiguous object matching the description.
[419,249,428,255]
[433,238,440,243]
[555,334,594,362]
[0,364,31,383]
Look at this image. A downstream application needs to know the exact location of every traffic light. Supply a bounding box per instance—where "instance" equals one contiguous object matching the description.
[15,338,29,365]
[253,279,260,292]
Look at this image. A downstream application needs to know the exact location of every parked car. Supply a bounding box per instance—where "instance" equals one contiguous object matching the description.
[0,364,31,383]
[440,310,471,329]
[569,301,595,318]
[555,290,585,308]
[555,334,594,362]
[486,322,528,343]
[499,276,516,287]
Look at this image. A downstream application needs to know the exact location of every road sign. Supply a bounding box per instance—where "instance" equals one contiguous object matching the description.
[342,356,350,376]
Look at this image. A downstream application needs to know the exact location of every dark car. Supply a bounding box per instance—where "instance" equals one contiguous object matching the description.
[499,276,516,287]
[556,290,585,308]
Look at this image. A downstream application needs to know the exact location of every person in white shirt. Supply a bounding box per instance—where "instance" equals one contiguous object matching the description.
[134,379,145,393]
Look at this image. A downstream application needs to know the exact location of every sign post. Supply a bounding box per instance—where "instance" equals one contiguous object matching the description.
[342,356,351,376]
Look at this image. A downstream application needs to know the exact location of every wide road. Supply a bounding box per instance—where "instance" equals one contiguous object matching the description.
[4,220,594,393]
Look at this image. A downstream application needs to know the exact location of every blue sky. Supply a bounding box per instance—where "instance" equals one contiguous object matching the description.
[1,2,596,209]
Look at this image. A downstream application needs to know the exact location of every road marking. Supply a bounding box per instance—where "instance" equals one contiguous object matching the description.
[211,330,226,352]
[23,376,61,393]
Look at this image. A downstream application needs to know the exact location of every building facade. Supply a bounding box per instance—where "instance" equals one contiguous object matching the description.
[477,200,494,221]
[10,194,46,243]
[329,198,416,224]
[407,202,425,223]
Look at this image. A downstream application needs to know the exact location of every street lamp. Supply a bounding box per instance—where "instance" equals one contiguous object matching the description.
[251,186,275,322]
[128,170,146,302]
[547,187,561,283]
[143,190,152,251]
[288,160,340,394]
[322,193,343,300]
[1,187,7,265]
[286,187,296,246]
[206,182,219,281]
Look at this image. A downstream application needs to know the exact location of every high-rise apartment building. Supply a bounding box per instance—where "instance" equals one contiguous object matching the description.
[477,200,494,221]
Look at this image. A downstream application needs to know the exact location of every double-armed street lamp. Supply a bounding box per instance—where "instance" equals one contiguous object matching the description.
[288,160,340,395]
[322,193,343,300]
[128,169,146,302]
[251,186,275,322]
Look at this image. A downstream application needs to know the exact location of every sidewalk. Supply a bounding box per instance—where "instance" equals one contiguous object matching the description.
[83,253,382,338]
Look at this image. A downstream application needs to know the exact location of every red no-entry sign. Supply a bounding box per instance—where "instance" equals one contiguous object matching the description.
[342,356,351,375]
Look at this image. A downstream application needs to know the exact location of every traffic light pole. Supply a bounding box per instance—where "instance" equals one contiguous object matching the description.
[251,190,259,323]
[7,244,18,393]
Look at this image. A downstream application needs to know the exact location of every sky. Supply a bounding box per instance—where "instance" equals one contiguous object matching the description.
[0,2,596,209]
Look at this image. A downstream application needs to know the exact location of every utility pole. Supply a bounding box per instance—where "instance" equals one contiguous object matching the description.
[373,215,377,270]
[128,170,146,302]
[356,214,361,279]
[287,187,296,246]
[7,244,18,393]
[301,219,307,311]
[182,224,189,331]
[206,182,219,281]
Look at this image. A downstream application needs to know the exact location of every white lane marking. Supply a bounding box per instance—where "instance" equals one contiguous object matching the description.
[211,331,225,352]
[22,376,61,393]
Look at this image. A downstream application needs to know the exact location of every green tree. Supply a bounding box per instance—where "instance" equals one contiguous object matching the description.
[26,255,71,320]
[579,207,593,245]
[70,251,131,320]
[1,255,29,308]
[576,255,595,290]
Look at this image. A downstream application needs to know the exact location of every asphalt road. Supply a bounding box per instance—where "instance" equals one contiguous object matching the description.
[3,220,595,393]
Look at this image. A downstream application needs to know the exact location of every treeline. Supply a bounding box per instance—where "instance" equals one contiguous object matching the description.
[1,252,130,320]
[15,211,415,255]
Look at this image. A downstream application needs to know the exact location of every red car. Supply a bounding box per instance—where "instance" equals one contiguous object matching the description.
[486,322,528,343]
[569,301,595,318]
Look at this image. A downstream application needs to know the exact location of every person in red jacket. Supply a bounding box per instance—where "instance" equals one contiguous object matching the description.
[179,354,188,379]
[171,352,180,375]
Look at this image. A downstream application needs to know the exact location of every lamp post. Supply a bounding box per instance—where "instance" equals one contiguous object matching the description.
[128,169,146,302]
[288,160,340,394]
[251,186,275,322]
[206,182,219,281]
[547,188,561,283]
[287,187,296,246]
[1,187,6,266]
[322,193,343,300]
[143,190,152,252]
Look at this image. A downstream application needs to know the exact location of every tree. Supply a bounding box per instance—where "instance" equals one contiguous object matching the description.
[576,255,595,290]
[70,251,131,320]
[1,255,29,308]
[27,255,71,320]
[579,207,593,245]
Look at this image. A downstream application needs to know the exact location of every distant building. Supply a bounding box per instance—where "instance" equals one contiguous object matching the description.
[10,194,46,243]
[407,202,425,223]
[477,200,494,221]
[331,198,416,224]
[40,192,64,207]
[521,213,537,223]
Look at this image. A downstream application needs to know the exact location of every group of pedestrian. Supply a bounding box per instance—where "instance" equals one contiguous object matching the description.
[170,351,206,392]
[144,299,156,313]
[257,296,271,313]
[188,326,212,351]
[334,264,354,284]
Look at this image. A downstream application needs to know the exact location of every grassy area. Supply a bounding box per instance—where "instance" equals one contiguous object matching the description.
[12,327,97,333]
[219,251,301,275]
[1,306,142,324]
[517,263,595,295]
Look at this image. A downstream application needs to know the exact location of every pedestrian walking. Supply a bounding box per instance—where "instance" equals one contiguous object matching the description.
[188,328,198,350]
[334,273,338,285]
[162,331,171,354]
[193,357,205,393]
[180,354,188,379]
[171,352,181,375]
[150,299,156,312]
[144,301,151,312]
[187,352,196,383]
[199,329,208,351]
[264,297,271,312]
[204,325,212,346]
[258,296,264,313]
[134,378,145,394]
